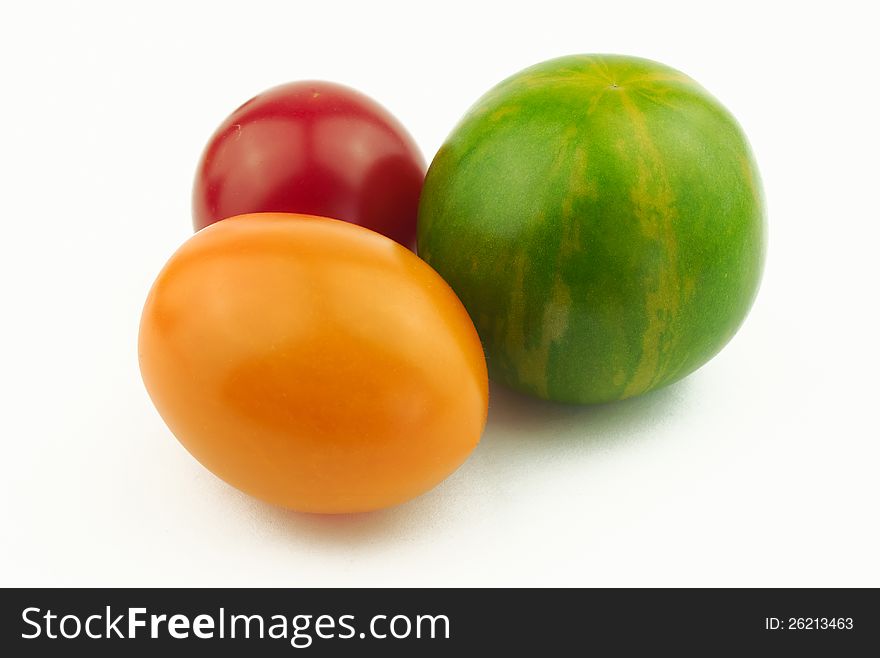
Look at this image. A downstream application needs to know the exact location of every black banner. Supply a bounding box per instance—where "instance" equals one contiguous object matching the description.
[1,588,876,655]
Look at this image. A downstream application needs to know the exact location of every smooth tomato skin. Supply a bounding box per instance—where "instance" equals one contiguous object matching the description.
[139,213,487,513]
[418,55,765,403]
[192,81,425,247]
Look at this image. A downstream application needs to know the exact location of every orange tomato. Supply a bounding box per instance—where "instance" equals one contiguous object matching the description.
[139,213,488,513]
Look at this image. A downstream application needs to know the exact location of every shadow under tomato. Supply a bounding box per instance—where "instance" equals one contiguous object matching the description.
[221,477,464,551]
[259,505,409,543]
[222,376,692,546]
[483,376,690,445]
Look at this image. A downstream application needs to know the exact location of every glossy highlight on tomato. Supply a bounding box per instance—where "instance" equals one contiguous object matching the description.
[192,81,425,247]
[139,213,488,513]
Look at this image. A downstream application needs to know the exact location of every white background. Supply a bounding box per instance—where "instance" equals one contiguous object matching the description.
[1,0,878,587]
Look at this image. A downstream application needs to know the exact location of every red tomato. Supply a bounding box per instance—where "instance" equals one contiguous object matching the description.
[192,81,425,247]
[139,213,488,513]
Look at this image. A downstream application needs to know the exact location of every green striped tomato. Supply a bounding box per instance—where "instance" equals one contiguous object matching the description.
[418,55,765,404]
